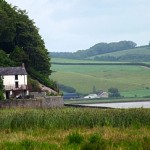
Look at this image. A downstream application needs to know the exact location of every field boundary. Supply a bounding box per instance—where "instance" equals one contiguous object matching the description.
[51,62,150,68]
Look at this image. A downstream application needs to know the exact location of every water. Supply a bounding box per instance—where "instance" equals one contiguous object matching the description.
[80,101,150,108]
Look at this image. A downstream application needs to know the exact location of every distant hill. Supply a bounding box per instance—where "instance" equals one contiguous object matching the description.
[89,46,150,62]
[50,41,137,60]
[51,41,150,62]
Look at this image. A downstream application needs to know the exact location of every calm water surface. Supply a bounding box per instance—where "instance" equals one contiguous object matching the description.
[81,101,150,108]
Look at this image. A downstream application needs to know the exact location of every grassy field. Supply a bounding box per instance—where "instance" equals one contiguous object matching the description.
[0,108,150,150]
[50,61,150,97]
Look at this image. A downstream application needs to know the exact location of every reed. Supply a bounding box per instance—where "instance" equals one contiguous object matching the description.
[0,108,149,130]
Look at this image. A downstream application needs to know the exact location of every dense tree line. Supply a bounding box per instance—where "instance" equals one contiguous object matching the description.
[0,0,57,90]
[94,54,150,62]
[51,41,137,59]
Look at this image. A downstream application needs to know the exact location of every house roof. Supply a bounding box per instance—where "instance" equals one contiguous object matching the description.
[0,67,27,75]
[63,93,80,99]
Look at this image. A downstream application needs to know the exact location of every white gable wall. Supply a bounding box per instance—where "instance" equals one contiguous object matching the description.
[3,75,27,86]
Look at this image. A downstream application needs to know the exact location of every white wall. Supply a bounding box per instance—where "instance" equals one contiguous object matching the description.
[3,75,27,86]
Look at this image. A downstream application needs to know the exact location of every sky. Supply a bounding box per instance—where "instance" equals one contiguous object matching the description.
[6,0,150,52]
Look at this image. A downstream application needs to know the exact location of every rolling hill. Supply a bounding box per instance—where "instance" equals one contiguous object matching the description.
[89,46,150,62]
[51,41,150,62]
[50,41,137,60]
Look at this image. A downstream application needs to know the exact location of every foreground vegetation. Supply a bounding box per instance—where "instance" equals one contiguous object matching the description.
[0,108,150,149]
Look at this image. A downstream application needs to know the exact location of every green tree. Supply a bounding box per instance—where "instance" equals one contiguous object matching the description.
[108,87,121,98]
[92,85,97,93]
[9,46,28,65]
[0,50,15,66]
[0,0,56,90]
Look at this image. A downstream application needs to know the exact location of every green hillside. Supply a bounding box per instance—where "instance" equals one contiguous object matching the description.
[51,60,150,97]
[89,46,150,62]
[99,46,150,57]
[51,41,137,59]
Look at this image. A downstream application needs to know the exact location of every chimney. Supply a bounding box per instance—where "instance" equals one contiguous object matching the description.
[22,63,25,68]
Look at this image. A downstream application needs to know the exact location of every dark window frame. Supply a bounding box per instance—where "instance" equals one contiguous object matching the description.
[15,75,18,80]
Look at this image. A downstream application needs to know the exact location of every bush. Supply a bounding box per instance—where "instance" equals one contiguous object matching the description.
[108,87,121,98]
[67,132,83,144]
[28,78,41,92]
[81,133,106,150]
[28,67,59,92]
[0,91,4,100]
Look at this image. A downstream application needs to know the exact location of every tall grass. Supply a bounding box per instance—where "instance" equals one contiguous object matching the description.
[0,108,150,149]
[0,108,149,131]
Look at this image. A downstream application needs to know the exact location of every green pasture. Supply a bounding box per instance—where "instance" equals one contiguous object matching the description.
[51,63,150,97]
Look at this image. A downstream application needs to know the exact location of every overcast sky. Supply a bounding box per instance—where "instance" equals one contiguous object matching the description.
[6,0,150,52]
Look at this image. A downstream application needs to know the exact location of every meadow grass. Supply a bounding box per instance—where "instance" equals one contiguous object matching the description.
[51,64,150,96]
[0,108,150,149]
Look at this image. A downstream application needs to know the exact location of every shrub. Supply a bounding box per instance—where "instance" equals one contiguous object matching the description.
[67,132,83,144]
[81,133,106,150]
[88,133,101,143]
[0,91,4,100]
[108,87,121,98]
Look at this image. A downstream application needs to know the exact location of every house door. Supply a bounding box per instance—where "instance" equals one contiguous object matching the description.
[15,81,18,88]
[6,91,10,99]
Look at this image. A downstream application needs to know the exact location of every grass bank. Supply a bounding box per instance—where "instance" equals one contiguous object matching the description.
[0,108,150,149]
[64,97,150,104]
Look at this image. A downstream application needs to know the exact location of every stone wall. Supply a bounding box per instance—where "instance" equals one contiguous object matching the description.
[0,96,64,109]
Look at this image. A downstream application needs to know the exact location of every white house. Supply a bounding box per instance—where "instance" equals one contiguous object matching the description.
[0,65,28,99]
[98,92,108,98]
[84,92,109,99]
[84,94,98,99]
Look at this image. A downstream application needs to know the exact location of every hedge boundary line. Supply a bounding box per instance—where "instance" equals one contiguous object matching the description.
[52,62,150,68]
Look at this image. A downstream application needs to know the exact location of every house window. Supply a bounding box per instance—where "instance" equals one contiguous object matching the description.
[15,75,18,80]
[15,81,18,88]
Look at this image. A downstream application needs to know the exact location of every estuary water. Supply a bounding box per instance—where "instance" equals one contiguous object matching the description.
[80,101,150,108]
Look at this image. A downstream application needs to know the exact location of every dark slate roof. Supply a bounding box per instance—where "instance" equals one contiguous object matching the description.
[0,67,27,75]
[63,93,80,99]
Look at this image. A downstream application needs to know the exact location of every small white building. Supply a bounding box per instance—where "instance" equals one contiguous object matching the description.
[84,92,109,99]
[98,92,108,98]
[0,65,28,99]
[84,94,98,99]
